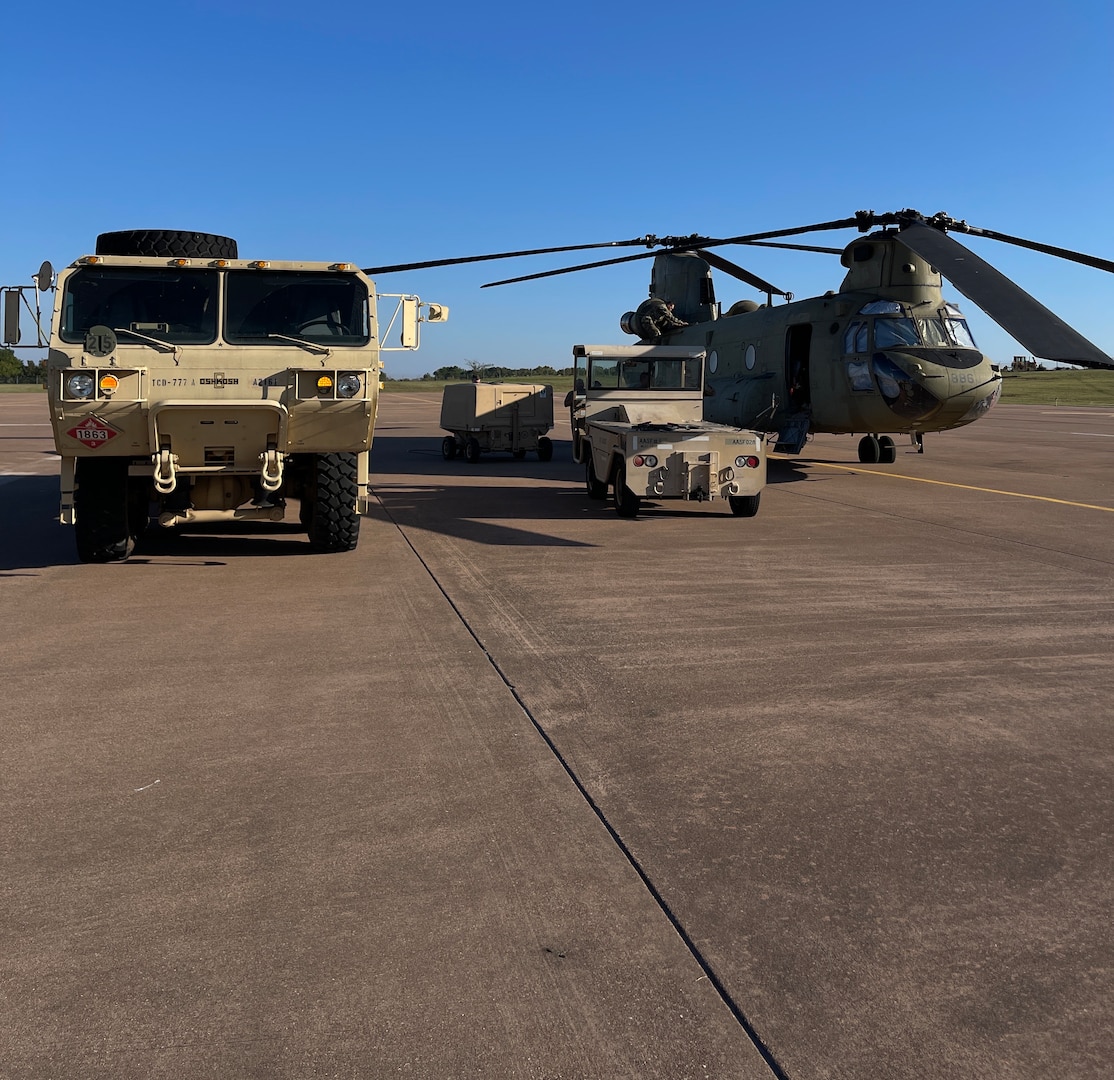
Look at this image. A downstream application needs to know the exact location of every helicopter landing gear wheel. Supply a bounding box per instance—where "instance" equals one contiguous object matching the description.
[857,435,881,464]
[878,435,897,464]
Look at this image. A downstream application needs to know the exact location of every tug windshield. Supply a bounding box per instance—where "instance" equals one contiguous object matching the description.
[589,357,702,390]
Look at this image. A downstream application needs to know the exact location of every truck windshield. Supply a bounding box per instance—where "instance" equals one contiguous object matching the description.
[224,271,369,345]
[59,267,219,345]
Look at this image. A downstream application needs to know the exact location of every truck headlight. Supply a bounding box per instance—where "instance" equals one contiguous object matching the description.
[336,373,361,399]
[67,373,95,399]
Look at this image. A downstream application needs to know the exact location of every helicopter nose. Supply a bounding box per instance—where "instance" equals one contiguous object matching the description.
[872,353,943,423]
[876,349,999,426]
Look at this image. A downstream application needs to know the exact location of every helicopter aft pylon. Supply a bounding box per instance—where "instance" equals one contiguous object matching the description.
[364,210,1114,463]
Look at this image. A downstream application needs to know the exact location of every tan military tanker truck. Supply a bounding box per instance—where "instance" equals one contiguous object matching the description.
[1,229,446,561]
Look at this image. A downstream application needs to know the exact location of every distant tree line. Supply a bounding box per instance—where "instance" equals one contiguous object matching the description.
[387,363,576,382]
[0,348,44,382]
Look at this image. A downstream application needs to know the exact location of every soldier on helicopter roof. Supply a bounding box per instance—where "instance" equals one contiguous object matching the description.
[635,297,688,341]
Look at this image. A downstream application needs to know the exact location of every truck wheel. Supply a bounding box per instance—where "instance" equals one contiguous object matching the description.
[585,456,607,500]
[464,438,481,464]
[512,448,527,460]
[95,229,238,259]
[728,493,761,517]
[74,457,134,563]
[536,436,554,462]
[613,462,641,519]
[441,436,458,461]
[306,453,360,553]
[127,477,152,540]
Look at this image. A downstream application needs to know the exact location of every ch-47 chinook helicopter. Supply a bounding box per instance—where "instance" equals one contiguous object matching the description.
[365,209,1114,463]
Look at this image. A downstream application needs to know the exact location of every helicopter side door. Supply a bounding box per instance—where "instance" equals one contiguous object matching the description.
[785,323,812,411]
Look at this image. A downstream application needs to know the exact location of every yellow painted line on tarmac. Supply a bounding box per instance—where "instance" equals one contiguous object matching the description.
[810,461,1114,513]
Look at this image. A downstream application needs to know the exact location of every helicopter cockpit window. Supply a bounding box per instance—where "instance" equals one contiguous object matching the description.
[917,318,951,347]
[224,271,370,345]
[859,300,903,315]
[946,318,977,348]
[872,317,920,349]
[942,303,977,348]
[843,321,868,354]
[59,267,219,345]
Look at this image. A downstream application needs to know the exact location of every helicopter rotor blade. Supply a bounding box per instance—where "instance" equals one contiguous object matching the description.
[482,250,661,288]
[696,215,870,251]
[362,237,653,276]
[736,240,845,255]
[897,222,1114,369]
[694,250,788,297]
[943,222,1114,276]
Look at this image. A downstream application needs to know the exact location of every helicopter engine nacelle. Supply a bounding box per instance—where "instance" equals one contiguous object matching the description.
[651,252,718,324]
[620,311,640,336]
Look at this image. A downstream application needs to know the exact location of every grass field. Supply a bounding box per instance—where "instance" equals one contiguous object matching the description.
[998,369,1114,405]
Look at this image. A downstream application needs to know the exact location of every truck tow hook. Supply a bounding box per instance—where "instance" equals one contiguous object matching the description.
[260,449,284,492]
[153,449,179,494]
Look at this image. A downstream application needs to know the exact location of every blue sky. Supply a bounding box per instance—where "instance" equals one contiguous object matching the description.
[3,0,1111,377]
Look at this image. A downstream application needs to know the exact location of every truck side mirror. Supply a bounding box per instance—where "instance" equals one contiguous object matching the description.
[400,297,419,349]
[3,289,21,345]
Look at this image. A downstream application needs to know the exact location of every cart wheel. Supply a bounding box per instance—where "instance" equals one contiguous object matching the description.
[441,436,458,461]
[537,436,554,462]
[614,462,641,518]
[728,493,761,517]
[465,438,481,464]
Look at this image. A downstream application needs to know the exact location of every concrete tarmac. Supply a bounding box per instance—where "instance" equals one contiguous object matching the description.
[2,392,1112,1079]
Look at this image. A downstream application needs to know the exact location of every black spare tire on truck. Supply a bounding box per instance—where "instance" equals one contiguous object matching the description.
[95,230,238,259]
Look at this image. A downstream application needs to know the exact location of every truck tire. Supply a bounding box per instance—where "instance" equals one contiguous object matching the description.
[613,462,641,519]
[585,456,607,500]
[441,436,458,460]
[728,493,761,517]
[536,436,554,462]
[305,453,360,553]
[74,457,134,562]
[127,477,152,540]
[95,229,238,259]
[464,438,481,464]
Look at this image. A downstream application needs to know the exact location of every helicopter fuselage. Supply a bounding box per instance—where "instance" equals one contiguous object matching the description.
[643,234,1003,439]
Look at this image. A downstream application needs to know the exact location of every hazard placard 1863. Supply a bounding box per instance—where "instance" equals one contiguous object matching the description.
[65,417,119,448]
